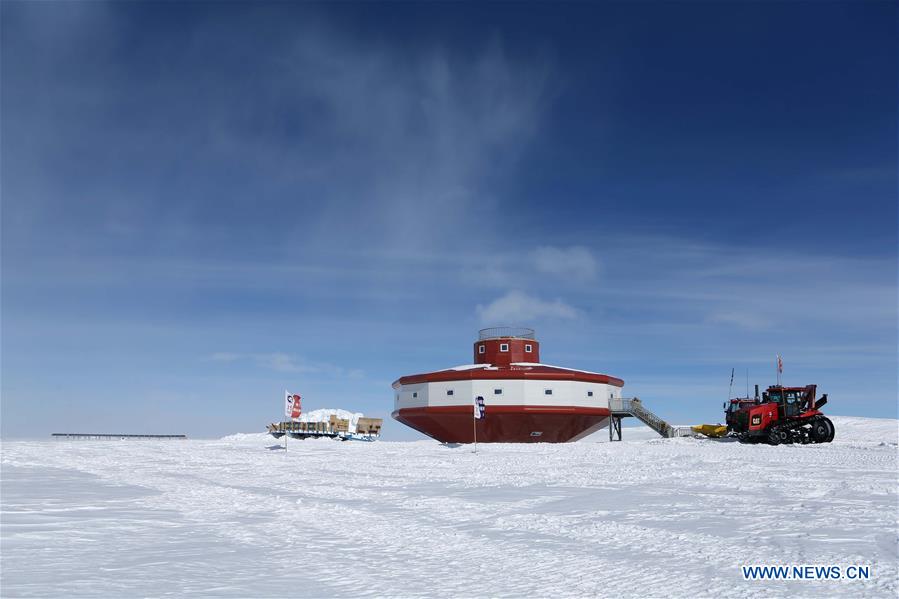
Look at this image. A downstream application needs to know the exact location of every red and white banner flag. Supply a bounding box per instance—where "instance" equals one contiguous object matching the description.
[474,396,485,420]
[285,391,302,420]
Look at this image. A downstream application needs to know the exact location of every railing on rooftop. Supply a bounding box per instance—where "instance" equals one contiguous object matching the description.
[478,327,536,340]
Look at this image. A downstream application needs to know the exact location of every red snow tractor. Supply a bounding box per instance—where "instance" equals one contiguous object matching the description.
[725,385,835,445]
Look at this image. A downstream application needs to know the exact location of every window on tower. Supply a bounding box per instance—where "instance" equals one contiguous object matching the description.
[478,345,485,354]
[500,343,509,352]
[525,344,532,353]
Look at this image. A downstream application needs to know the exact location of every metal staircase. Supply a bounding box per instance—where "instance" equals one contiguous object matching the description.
[608,398,693,441]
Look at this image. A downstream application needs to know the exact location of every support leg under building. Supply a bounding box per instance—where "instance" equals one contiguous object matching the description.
[609,415,622,442]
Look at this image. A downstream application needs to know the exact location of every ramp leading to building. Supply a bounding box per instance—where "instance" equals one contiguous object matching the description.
[608,398,693,441]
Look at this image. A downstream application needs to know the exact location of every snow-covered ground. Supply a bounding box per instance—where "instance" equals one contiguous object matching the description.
[2,416,896,597]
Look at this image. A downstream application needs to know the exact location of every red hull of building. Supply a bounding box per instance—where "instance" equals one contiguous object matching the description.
[392,405,611,443]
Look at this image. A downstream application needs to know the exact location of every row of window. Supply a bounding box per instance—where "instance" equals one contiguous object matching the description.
[406,389,608,399]
[409,389,600,398]
[478,343,533,354]
[447,388,587,396]
[450,388,553,395]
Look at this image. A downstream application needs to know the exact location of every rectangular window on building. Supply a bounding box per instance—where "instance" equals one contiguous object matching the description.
[500,343,509,352]
[446,389,454,396]
[587,391,593,397]
[412,392,418,398]
[494,388,502,395]
[478,345,485,354]
[525,344,532,353]
[545,389,553,395]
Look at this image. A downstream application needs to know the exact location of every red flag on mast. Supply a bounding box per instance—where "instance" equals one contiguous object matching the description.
[285,391,302,421]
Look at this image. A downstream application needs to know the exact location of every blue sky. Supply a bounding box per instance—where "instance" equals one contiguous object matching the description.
[2,1,896,439]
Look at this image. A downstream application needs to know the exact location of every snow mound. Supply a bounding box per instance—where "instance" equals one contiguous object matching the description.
[296,408,364,433]
[829,416,898,445]
[220,409,370,441]
[219,432,270,442]
[580,415,897,444]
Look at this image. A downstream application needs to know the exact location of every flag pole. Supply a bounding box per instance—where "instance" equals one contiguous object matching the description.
[284,390,296,452]
[473,400,478,454]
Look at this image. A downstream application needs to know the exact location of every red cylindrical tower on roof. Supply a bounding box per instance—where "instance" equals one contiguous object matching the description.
[473,326,540,366]
[392,327,624,443]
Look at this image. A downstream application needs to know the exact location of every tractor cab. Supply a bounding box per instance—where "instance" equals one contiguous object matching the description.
[762,385,824,418]
[725,398,757,414]
[724,398,758,431]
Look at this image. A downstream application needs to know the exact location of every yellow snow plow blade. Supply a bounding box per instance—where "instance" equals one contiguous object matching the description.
[691,424,728,438]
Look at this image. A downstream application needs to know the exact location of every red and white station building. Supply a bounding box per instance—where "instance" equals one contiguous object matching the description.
[391,328,624,443]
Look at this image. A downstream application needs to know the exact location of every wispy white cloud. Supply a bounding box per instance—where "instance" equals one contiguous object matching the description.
[267,32,552,256]
[705,311,773,330]
[532,245,598,281]
[209,352,241,362]
[476,290,578,324]
[207,352,363,379]
[257,353,320,373]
